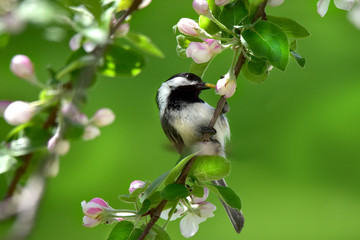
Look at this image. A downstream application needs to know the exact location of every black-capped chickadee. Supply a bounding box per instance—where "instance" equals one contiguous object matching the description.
[156,72,244,233]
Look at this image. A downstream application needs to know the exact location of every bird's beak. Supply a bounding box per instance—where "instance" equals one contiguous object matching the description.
[205,83,216,89]
[196,82,216,90]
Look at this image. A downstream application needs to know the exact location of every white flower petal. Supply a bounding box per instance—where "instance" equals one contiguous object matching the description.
[348,5,360,29]
[198,202,216,219]
[334,0,354,10]
[180,213,201,238]
[268,0,284,7]
[317,0,331,17]
[192,187,209,204]
[83,216,100,228]
[160,205,185,221]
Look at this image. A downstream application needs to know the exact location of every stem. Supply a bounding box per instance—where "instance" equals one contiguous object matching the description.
[209,15,238,38]
[4,153,33,199]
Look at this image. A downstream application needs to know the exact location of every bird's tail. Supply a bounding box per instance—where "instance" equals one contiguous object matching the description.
[212,178,245,233]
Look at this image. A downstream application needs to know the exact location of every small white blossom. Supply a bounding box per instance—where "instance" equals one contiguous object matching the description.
[4,101,36,126]
[177,18,201,36]
[268,0,285,7]
[193,0,211,17]
[82,125,101,140]
[216,73,237,99]
[91,108,115,127]
[215,0,231,6]
[10,55,36,81]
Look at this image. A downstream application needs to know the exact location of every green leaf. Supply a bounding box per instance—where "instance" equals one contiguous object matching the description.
[164,152,198,186]
[108,221,142,240]
[290,40,297,51]
[189,62,211,78]
[242,60,269,83]
[124,32,164,58]
[206,183,242,210]
[151,224,171,240]
[190,156,231,181]
[140,171,169,202]
[0,151,17,174]
[242,20,289,71]
[9,127,51,156]
[291,51,306,68]
[219,0,248,31]
[56,55,96,80]
[100,44,146,77]
[137,199,151,216]
[191,184,205,198]
[246,56,269,75]
[267,16,310,39]
[160,184,189,201]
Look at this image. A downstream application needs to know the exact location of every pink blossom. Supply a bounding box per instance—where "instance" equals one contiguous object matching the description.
[193,0,210,16]
[177,18,201,36]
[216,73,237,99]
[47,135,70,156]
[186,39,222,64]
[82,125,101,140]
[10,55,35,81]
[91,108,115,127]
[4,101,36,126]
[129,180,145,193]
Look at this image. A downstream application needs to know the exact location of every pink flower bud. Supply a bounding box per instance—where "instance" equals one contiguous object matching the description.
[204,39,222,54]
[91,108,115,127]
[69,33,82,51]
[62,102,89,124]
[82,125,101,140]
[177,18,200,36]
[129,180,145,193]
[139,0,152,9]
[193,0,210,16]
[216,74,237,98]
[4,101,36,125]
[186,42,213,64]
[10,55,35,80]
[47,136,70,156]
[215,0,231,6]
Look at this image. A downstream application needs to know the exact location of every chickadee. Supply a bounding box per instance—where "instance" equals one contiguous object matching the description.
[156,72,244,233]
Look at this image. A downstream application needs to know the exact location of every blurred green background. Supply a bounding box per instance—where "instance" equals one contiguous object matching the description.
[1,0,360,239]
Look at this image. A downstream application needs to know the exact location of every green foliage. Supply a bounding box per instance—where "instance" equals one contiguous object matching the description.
[242,60,269,83]
[164,152,197,186]
[123,32,165,58]
[190,156,231,181]
[160,184,190,201]
[199,0,221,34]
[242,20,289,71]
[291,51,306,68]
[108,221,142,240]
[100,45,146,77]
[267,16,311,39]
[206,183,242,210]
[140,171,169,202]
[219,0,248,32]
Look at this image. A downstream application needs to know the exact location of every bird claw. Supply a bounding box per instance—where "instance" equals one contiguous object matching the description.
[200,126,217,135]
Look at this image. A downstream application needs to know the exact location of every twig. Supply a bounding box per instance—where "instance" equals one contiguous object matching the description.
[4,153,33,199]
[138,157,197,240]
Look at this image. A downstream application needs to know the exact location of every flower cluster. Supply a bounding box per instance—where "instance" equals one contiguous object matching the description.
[160,188,216,238]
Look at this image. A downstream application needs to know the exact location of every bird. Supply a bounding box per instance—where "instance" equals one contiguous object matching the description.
[156,72,244,233]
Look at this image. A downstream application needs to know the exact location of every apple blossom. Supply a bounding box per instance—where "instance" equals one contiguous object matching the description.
[4,101,36,126]
[91,108,115,127]
[160,188,216,238]
[82,125,101,140]
[186,39,222,64]
[192,0,211,17]
[81,198,136,228]
[177,18,201,36]
[47,135,70,156]
[10,55,36,81]
[69,33,82,51]
[348,4,360,29]
[216,73,237,99]
[0,101,11,117]
[129,180,145,193]
[317,0,354,17]
[115,23,130,37]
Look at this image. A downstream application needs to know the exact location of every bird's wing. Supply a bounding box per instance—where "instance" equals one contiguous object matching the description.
[161,114,184,154]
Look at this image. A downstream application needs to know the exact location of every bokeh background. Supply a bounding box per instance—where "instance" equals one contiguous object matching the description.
[1,0,360,239]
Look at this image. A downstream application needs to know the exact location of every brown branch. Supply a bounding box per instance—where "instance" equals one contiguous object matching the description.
[4,153,33,199]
